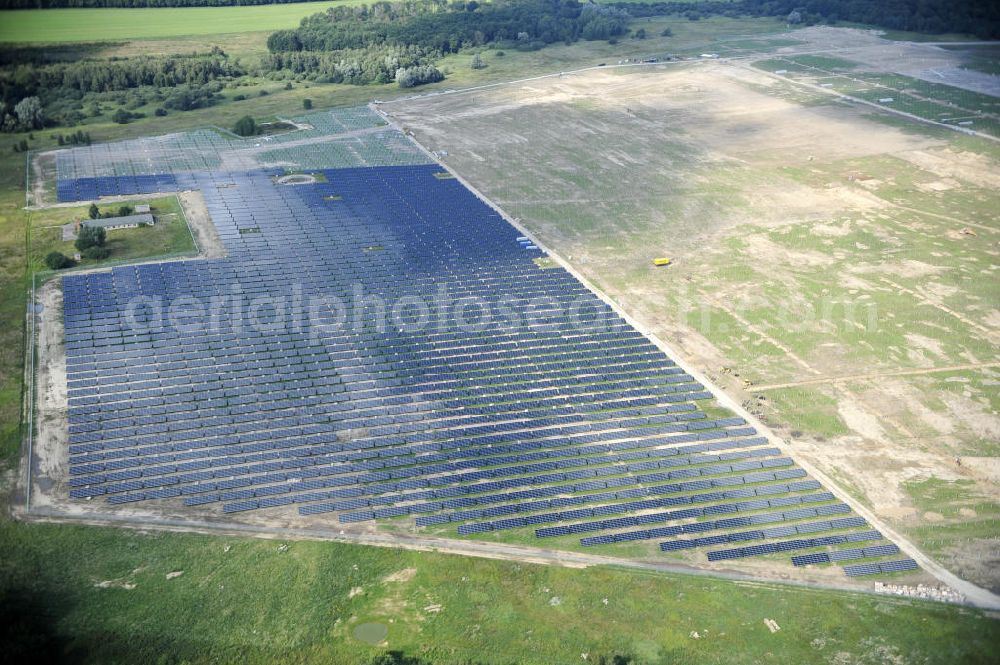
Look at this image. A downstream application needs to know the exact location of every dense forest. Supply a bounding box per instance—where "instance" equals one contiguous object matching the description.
[613,0,1000,39]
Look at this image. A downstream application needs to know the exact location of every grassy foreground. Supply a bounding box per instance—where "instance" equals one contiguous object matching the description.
[0,2,365,43]
[1,520,998,665]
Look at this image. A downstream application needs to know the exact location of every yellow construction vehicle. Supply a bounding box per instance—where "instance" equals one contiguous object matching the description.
[653,257,671,266]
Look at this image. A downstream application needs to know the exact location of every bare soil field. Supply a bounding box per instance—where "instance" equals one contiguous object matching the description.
[385,56,1000,591]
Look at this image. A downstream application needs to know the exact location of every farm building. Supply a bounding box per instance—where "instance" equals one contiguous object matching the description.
[78,213,154,232]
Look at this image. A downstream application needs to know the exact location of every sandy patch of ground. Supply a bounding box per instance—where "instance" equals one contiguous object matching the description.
[177,190,225,259]
[29,278,69,510]
[30,152,57,208]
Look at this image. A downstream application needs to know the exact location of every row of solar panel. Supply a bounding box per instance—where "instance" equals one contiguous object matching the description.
[460,482,829,536]
[68,387,698,439]
[68,371,694,430]
[68,403,726,463]
[65,345,669,400]
[73,422,759,502]
[843,559,918,576]
[703,523,878,559]
[68,393,716,452]
[68,410,733,489]
[323,445,782,521]
[334,451,792,523]
[68,405,750,472]
[791,543,900,566]
[64,337,662,385]
[211,435,772,514]
[69,391,706,450]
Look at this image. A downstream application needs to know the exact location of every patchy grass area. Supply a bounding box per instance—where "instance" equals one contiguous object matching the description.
[28,196,196,271]
[1,520,998,665]
[903,477,1000,593]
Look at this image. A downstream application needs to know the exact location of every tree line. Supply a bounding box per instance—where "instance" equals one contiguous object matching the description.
[0,51,240,132]
[263,44,439,85]
[268,0,630,53]
[613,0,1000,39]
[262,0,630,85]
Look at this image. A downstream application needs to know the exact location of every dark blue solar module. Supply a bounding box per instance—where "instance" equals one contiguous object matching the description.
[843,558,918,576]
[54,117,904,578]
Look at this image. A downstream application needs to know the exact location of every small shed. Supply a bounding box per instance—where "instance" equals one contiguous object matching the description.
[134,204,151,214]
[79,213,154,232]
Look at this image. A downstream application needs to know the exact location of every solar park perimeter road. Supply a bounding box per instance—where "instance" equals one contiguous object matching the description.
[22,105,996,608]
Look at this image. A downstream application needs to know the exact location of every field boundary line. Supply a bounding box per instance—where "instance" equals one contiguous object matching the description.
[750,362,1000,391]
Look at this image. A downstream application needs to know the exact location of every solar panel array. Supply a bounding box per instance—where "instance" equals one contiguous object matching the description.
[54,108,415,202]
[53,107,914,578]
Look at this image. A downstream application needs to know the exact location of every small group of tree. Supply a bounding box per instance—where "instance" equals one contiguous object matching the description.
[395,65,445,89]
[44,251,75,270]
[88,203,133,219]
[262,45,439,86]
[160,83,222,111]
[0,96,44,134]
[302,98,313,110]
[11,138,29,153]
[75,224,110,260]
[470,53,486,69]
[232,115,257,136]
[112,108,143,124]
[54,130,91,146]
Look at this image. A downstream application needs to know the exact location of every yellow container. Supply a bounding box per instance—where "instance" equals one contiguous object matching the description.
[653,257,671,266]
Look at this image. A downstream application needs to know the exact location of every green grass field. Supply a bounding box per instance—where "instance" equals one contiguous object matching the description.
[1,520,998,665]
[0,2,366,43]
